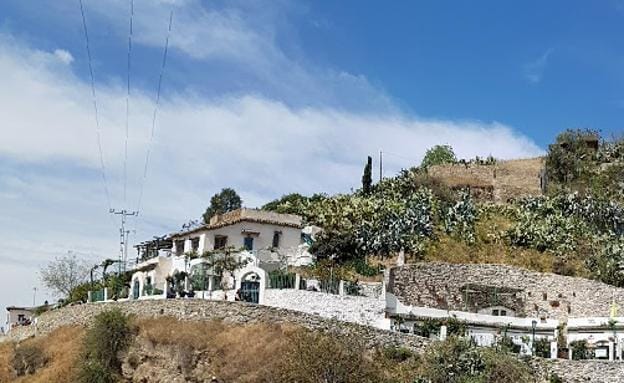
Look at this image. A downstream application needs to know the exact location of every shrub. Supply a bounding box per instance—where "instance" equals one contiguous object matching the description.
[419,337,487,382]
[418,337,532,383]
[545,128,598,186]
[534,338,551,358]
[382,346,414,362]
[570,340,591,360]
[79,309,134,383]
[12,344,47,376]
[496,335,522,354]
[481,348,532,383]
[347,257,380,277]
[268,330,384,383]
[80,360,117,383]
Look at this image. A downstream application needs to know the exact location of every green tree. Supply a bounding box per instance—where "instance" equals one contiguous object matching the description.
[202,188,242,223]
[40,252,89,298]
[262,193,320,216]
[201,246,249,298]
[362,156,373,195]
[421,144,457,169]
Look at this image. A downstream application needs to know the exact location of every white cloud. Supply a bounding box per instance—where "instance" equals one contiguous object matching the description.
[524,48,554,84]
[53,49,74,65]
[85,0,282,62]
[64,0,397,112]
[0,17,544,314]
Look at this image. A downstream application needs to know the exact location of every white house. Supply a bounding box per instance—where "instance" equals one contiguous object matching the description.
[129,208,314,304]
[5,306,34,333]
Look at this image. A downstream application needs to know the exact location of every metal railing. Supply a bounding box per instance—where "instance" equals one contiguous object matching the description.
[269,272,296,289]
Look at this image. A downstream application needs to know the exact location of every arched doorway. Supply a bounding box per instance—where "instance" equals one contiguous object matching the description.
[239,272,261,304]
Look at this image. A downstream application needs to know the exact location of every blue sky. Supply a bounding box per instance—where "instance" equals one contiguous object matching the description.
[0,0,621,314]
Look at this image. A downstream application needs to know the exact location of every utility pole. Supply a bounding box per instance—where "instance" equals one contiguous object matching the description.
[110,209,138,274]
[32,287,37,306]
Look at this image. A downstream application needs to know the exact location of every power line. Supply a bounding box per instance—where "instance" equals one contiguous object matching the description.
[123,0,134,207]
[383,150,421,164]
[136,10,174,214]
[79,0,112,212]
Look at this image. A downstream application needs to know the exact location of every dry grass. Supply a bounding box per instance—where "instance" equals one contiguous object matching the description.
[138,317,297,382]
[138,317,408,383]
[425,234,557,273]
[0,326,85,383]
[0,342,15,383]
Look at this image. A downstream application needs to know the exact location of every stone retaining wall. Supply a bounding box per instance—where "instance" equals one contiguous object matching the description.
[5,299,427,352]
[389,263,624,320]
[534,359,624,383]
[428,157,544,202]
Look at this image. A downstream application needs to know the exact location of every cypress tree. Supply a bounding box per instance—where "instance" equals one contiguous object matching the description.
[362,156,373,195]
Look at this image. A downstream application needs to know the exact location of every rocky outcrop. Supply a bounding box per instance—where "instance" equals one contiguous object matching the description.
[428,157,544,202]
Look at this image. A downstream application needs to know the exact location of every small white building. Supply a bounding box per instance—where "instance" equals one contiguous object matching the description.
[5,306,34,333]
[386,292,559,357]
[566,317,624,361]
[129,209,314,304]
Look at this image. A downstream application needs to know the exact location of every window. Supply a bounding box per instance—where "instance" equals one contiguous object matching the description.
[492,309,499,316]
[272,231,281,248]
[244,236,254,251]
[175,240,185,256]
[500,310,507,316]
[191,237,200,252]
[17,314,25,323]
[214,235,228,250]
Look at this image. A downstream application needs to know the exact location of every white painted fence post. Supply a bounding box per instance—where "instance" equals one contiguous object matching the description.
[294,274,301,290]
[550,341,558,359]
[103,287,109,301]
[440,325,448,341]
[609,341,615,361]
[87,291,92,303]
[339,280,345,296]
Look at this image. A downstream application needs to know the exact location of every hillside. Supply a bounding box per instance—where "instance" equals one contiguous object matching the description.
[263,130,624,289]
[0,302,553,383]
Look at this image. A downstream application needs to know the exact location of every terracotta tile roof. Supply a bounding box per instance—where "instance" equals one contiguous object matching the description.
[171,208,302,238]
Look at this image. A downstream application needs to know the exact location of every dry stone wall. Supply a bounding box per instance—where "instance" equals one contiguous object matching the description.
[389,263,624,320]
[5,299,428,352]
[428,157,544,202]
[533,359,624,383]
